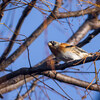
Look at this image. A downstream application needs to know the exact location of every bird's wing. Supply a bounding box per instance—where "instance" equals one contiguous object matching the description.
[75,46,88,53]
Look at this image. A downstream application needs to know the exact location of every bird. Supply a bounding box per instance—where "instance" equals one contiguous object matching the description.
[48,41,92,63]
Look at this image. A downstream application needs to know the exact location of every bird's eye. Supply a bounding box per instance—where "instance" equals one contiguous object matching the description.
[52,41,56,46]
[49,41,56,46]
[52,43,56,46]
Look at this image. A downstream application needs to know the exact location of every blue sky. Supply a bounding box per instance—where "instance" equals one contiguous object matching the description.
[0,0,100,99]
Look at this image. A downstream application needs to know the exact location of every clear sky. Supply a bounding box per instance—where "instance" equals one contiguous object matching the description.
[0,0,100,100]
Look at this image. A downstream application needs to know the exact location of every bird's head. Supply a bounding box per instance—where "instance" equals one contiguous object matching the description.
[48,41,60,49]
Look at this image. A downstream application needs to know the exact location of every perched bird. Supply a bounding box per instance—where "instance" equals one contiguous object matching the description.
[48,41,92,62]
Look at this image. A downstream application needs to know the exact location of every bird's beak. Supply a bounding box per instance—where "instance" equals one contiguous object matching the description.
[48,42,52,46]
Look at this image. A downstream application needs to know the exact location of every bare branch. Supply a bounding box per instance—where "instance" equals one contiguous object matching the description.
[0,55,100,94]
[43,71,100,91]
[66,19,100,45]
[0,0,62,70]
[0,0,100,98]
[16,80,38,100]
[0,76,34,94]
[77,28,100,47]
[0,0,11,21]
[0,0,37,63]
[57,7,100,19]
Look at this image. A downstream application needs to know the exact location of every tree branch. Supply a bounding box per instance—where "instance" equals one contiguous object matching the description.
[0,55,100,94]
[0,76,34,94]
[77,28,100,47]
[0,0,100,97]
[0,0,62,70]
[0,0,37,63]
[43,71,100,91]
[66,18,100,45]
[57,7,100,19]
[16,80,38,100]
[0,0,11,21]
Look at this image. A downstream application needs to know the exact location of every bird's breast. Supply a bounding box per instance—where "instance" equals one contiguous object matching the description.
[57,51,82,62]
